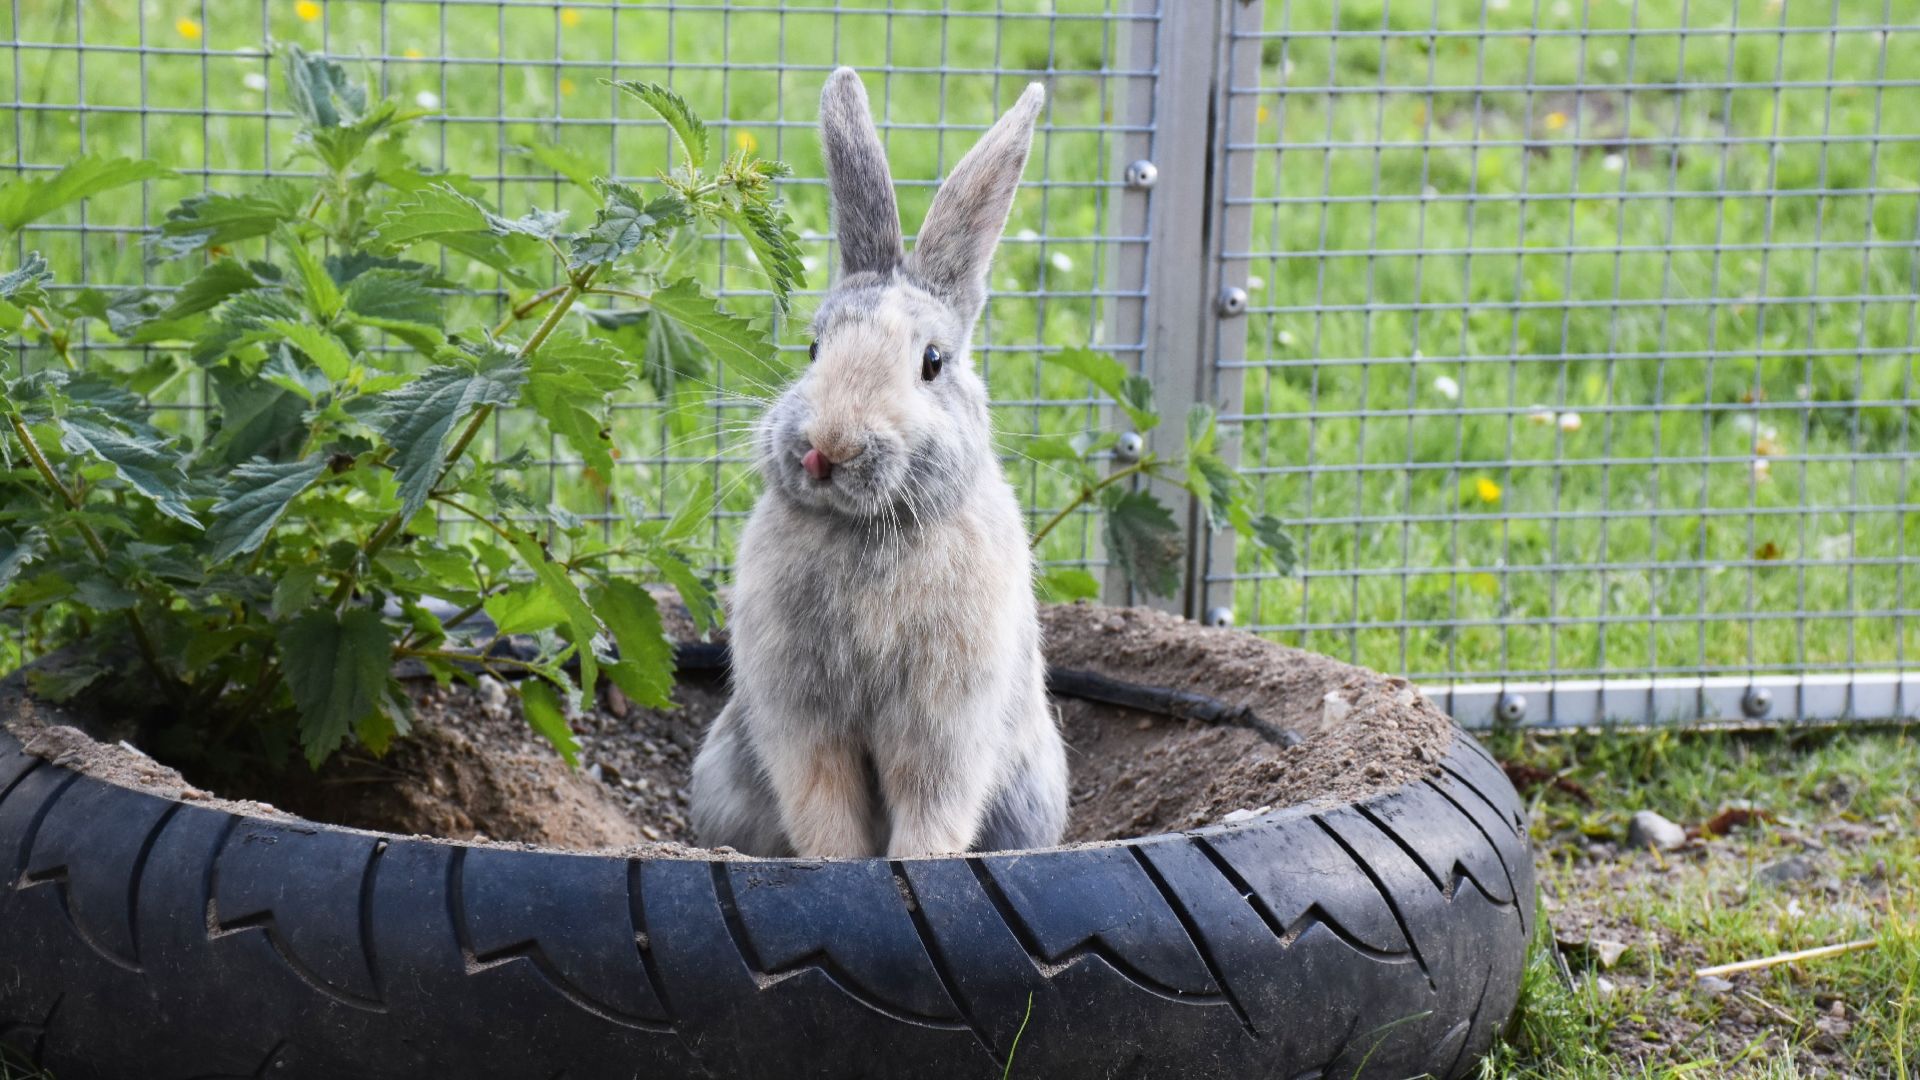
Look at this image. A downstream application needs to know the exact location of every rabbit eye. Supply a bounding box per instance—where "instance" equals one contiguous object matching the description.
[921,344,943,381]
[808,341,819,362]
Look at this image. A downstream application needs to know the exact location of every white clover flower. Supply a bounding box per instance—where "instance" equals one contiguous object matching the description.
[1016,228,1040,242]
[800,255,822,274]
[414,90,442,110]
[1246,274,1265,290]
[1557,411,1582,433]
[1431,374,1460,401]
[1602,153,1625,173]
[243,72,270,93]
[1526,407,1555,426]
[1048,251,1075,273]
[1277,328,1296,348]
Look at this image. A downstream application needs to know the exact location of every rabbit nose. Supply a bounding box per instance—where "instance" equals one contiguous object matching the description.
[802,448,833,480]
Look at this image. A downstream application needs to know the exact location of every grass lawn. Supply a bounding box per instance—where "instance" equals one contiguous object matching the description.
[1487,724,1919,1077]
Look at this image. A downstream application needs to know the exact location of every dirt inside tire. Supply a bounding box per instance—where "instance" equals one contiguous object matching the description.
[5,603,1454,852]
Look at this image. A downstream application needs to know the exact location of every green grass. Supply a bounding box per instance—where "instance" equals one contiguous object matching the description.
[3,0,1916,686]
[1485,726,1920,1077]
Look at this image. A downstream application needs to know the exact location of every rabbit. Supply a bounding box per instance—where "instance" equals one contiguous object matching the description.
[689,67,1067,859]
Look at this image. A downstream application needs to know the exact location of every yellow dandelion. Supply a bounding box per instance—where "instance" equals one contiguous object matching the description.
[734,129,758,154]
[295,0,322,22]
[559,77,577,97]
[1474,477,1503,504]
[403,46,424,59]
[176,17,202,40]
[1256,104,1270,124]
[1544,110,1568,131]
[560,7,581,27]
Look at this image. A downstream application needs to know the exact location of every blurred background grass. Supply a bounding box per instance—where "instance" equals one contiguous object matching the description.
[3,0,1916,688]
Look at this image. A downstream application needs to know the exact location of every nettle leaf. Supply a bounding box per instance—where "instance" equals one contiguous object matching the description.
[207,364,307,465]
[1188,452,1242,531]
[526,335,631,478]
[273,565,322,616]
[365,350,528,520]
[262,320,354,381]
[282,45,369,130]
[368,185,541,284]
[342,268,445,353]
[725,200,806,313]
[652,550,719,636]
[517,678,580,766]
[590,578,675,709]
[0,527,47,589]
[484,582,567,636]
[192,289,304,367]
[369,183,490,251]
[288,242,344,320]
[259,344,333,403]
[571,184,689,270]
[639,307,710,399]
[1247,513,1299,577]
[0,157,173,233]
[153,181,307,258]
[647,278,776,385]
[1101,487,1183,598]
[486,206,569,240]
[507,532,598,710]
[70,287,173,338]
[161,258,263,320]
[206,455,328,563]
[57,418,202,529]
[0,251,52,309]
[1038,566,1101,603]
[611,80,710,170]
[1043,348,1159,433]
[1185,403,1218,455]
[278,607,395,767]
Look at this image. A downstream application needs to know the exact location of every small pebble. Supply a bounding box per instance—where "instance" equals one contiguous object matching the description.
[1757,854,1817,886]
[1321,691,1353,725]
[1696,975,1735,996]
[1626,810,1687,852]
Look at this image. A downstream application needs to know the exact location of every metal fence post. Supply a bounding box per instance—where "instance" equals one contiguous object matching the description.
[1107,0,1261,619]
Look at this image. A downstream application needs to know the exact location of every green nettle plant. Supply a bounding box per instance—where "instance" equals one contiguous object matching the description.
[0,47,800,769]
[1027,347,1297,603]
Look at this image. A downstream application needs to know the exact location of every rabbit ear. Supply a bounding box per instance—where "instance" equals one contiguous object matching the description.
[907,82,1045,326]
[819,67,903,277]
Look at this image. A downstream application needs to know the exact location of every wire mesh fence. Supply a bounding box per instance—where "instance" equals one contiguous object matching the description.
[4,0,1917,725]
[1208,0,1920,722]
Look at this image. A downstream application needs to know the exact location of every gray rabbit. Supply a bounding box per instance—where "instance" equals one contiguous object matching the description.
[689,68,1067,858]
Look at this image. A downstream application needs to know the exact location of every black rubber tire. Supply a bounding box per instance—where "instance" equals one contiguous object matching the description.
[0,697,1534,1079]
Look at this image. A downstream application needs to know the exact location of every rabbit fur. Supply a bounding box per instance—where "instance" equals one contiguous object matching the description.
[689,67,1066,859]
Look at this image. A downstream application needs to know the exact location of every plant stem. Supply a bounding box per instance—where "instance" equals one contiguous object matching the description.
[1028,460,1152,550]
[584,286,653,303]
[8,413,175,699]
[26,307,77,371]
[429,493,520,545]
[490,282,571,338]
[328,264,598,608]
